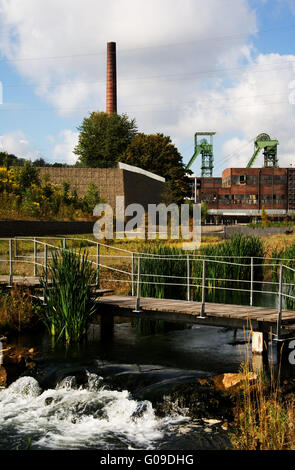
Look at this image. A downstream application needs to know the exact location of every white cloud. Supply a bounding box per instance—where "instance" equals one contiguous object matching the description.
[0,130,42,160]
[0,0,294,171]
[52,130,79,165]
[0,0,256,121]
[172,53,295,171]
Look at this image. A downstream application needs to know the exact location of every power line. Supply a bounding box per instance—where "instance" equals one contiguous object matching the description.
[214,139,255,172]
[1,23,295,63]
[2,59,295,92]
[0,96,291,114]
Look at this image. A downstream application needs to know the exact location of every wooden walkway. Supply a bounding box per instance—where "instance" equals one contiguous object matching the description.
[0,275,112,296]
[0,275,42,286]
[97,295,295,335]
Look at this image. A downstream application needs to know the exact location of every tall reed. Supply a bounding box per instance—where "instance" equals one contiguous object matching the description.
[230,357,295,450]
[272,242,295,310]
[40,248,96,343]
[137,235,264,304]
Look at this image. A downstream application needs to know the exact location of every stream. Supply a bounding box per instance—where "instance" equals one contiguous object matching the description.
[0,318,250,450]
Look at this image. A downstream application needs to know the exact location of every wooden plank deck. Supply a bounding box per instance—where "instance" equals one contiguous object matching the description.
[0,275,113,295]
[97,295,295,334]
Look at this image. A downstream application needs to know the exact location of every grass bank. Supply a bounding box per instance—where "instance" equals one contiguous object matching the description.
[230,361,295,450]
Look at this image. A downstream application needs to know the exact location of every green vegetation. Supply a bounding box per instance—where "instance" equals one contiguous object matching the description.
[272,242,295,309]
[74,111,137,168]
[248,218,295,228]
[0,162,102,220]
[261,205,271,227]
[120,133,189,204]
[0,151,70,168]
[137,234,264,303]
[40,248,96,343]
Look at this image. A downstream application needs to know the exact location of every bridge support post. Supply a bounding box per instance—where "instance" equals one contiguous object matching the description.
[100,312,114,341]
[252,331,268,355]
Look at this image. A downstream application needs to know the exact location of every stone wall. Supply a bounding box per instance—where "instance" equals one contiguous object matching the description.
[37,167,165,211]
[38,167,125,210]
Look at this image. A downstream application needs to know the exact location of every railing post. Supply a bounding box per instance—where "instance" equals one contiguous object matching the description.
[63,238,67,250]
[250,257,254,307]
[131,252,135,296]
[187,254,190,301]
[9,238,13,287]
[34,238,37,277]
[96,243,100,288]
[133,256,142,313]
[199,259,206,318]
[14,237,18,259]
[276,264,283,341]
[43,243,48,304]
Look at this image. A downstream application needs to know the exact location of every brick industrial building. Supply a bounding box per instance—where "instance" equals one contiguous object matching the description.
[190,167,295,223]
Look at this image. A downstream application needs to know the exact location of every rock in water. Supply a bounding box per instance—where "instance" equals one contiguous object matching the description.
[212,372,257,391]
[0,366,7,387]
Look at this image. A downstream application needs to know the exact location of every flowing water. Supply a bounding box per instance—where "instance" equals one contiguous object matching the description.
[0,318,250,450]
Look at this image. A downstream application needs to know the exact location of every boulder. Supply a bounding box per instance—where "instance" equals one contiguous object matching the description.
[0,366,7,387]
[212,372,257,392]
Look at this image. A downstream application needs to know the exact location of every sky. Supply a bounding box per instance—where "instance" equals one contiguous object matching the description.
[0,0,295,175]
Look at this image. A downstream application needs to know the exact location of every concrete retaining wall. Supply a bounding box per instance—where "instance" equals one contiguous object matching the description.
[0,220,94,238]
[224,225,294,239]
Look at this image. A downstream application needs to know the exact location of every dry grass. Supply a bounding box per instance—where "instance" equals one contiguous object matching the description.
[230,336,295,450]
[0,286,40,332]
[262,233,295,258]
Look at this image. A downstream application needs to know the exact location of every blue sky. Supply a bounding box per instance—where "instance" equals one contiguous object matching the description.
[0,0,295,175]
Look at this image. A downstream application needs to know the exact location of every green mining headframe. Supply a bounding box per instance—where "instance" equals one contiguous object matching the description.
[247,133,279,168]
[186,132,216,177]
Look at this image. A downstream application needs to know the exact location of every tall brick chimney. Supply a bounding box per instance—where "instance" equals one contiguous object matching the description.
[106,42,117,115]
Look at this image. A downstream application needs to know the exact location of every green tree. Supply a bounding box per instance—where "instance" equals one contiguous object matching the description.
[120,133,189,204]
[261,205,270,227]
[83,183,101,213]
[74,112,137,168]
[201,202,208,223]
[14,161,40,191]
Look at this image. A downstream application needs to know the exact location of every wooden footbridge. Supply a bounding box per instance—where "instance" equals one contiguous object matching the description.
[0,236,295,354]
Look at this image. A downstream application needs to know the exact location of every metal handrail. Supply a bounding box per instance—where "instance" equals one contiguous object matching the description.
[2,235,295,262]
[1,236,294,340]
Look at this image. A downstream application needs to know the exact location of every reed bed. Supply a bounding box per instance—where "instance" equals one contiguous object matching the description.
[272,242,295,310]
[40,248,96,343]
[137,234,264,303]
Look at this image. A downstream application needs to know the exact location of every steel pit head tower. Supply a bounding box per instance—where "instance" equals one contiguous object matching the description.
[106,42,117,115]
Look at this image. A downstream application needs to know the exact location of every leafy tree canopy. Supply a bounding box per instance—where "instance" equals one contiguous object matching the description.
[119,133,189,204]
[74,111,137,168]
